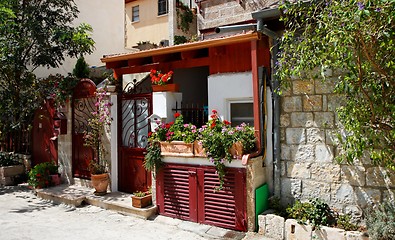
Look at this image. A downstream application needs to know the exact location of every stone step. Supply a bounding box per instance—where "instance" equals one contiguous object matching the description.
[35,184,157,219]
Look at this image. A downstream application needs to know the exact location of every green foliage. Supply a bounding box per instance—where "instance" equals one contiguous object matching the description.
[0,0,95,149]
[0,152,21,167]
[176,2,193,33]
[133,191,147,197]
[286,199,334,228]
[28,162,58,188]
[143,142,163,176]
[278,0,395,169]
[366,201,395,240]
[336,214,359,231]
[199,110,256,190]
[39,74,79,108]
[83,88,113,174]
[73,56,90,79]
[174,35,188,45]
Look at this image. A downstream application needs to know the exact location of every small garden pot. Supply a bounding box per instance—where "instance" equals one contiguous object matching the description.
[193,141,207,157]
[91,173,109,195]
[152,83,179,92]
[229,142,243,159]
[131,194,152,208]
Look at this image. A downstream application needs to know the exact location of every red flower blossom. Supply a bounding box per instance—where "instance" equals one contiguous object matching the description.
[174,112,181,118]
[212,109,217,114]
[148,132,152,137]
[223,120,231,125]
[210,122,216,129]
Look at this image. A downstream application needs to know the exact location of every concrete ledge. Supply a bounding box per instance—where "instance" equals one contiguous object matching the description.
[35,184,157,219]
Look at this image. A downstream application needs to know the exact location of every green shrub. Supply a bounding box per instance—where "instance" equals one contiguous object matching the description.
[336,214,359,231]
[28,162,58,188]
[0,152,21,167]
[366,202,395,240]
[287,198,334,228]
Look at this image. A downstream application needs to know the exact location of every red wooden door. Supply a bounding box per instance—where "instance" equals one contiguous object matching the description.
[31,100,58,166]
[157,164,247,231]
[72,79,96,178]
[119,93,152,193]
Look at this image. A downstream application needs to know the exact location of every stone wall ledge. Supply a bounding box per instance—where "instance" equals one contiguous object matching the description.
[258,213,369,240]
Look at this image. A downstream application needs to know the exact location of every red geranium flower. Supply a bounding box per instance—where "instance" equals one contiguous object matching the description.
[210,122,216,129]
[212,109,217,114]
[174,112,181,118]
[223,120,231,125]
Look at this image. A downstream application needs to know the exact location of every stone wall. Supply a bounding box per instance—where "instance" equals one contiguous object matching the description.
[198,0,278,31]
[279,76,395,221]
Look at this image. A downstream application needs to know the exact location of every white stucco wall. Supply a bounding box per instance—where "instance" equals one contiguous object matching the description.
[207,72,253,120]
[35,0,128,78]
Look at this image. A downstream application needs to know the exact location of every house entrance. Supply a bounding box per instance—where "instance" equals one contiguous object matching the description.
[72,79,96,178]
[118,77,152,193]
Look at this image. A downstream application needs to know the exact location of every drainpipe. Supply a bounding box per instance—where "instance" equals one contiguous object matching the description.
[252,9,282,197]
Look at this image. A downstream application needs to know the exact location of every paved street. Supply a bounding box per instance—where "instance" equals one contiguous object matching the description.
[0,186,263,240]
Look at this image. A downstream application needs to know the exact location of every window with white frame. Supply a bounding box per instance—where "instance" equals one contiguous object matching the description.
[132,5,139,22]
[228,100,254,127]
[158,0,168,16]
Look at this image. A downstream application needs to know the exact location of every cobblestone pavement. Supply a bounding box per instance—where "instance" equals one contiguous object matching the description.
[0,186,270,240]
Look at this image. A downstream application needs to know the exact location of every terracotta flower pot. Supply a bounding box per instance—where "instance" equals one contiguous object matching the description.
[229,142,243,159]
[152,83,179,92]
[160,141,194,157]
[193,141,207,157]
[91,173,109,195]
[131,194,152,208]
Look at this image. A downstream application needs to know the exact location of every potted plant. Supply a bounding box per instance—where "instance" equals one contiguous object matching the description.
[84,87,113,195]
[149,113,197,156]
[150,69,178,92]
[0,152,24,186]
[198,110,257,190]
[28,161,59,188]
[131,190,152,208]
[105,73,117,93]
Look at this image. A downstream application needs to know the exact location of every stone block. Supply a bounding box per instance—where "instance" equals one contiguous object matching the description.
[281,178,302,201]
[314,112,335,128]
[311,163,340,182]
[345,231,369,240]
[291,112,314,127]
[341,166,366,186]
[366,167,395,187]
[355,187,381,208]
[303,95,323,111]
[307,128,325,144]
[0,165,24,177]
[281,144,292,161]
[315,78,337,94]
[325,129,339,145]
[293,80,314,95]
[301,180,331,202]
[327,94,346,112]
[286,128,306,145]
[313,226,345,240]
[263,214,285,240]
[287,162,311,179]
[331,183,356,205]
[281,114,291,127]
[344,205,363,220]
[285,219,312,240]
[291,144,315,162]
[315,144,334,162]
[382,190,395,202]
[322,95,328,111]
[281,161,287,177]
[283,96,303,112]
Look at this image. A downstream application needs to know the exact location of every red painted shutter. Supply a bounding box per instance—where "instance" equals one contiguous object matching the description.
[156,164,247,231]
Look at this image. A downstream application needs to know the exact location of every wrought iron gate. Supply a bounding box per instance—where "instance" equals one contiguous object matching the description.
[72,79,96,178]
[119,93,152,193]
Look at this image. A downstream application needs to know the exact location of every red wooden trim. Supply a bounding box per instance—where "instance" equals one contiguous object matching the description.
[251,40,261,148]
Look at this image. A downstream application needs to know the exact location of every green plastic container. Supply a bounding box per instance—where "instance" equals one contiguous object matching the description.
[255,183,269,231]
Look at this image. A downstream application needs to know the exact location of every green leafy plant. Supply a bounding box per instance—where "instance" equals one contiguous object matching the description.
[73,56,90,79]
[176,1,193,33]
[277,0,395,170]
[83,88,113,174]
[133,191,147,197]
[198,110,256,190]
[39,74,79,109]
[366,201,395,240]
[0,152,21,167]
[174,35,188,45]
[287,199,334,228]
[336,214,359,231]
[28,162,58,188]
[143,142,163,176]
